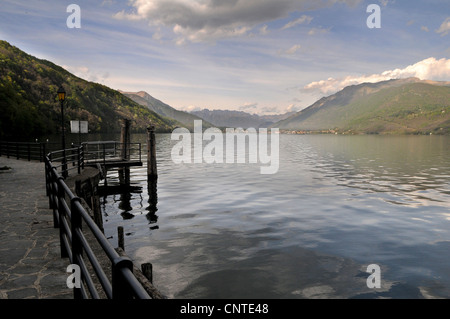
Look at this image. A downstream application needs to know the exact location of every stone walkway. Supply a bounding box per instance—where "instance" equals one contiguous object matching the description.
[0,157,72,299]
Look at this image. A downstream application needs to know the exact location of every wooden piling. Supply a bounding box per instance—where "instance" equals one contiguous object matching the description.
[118,226,124,250]
[147,125,157,180]
[119,118,131,187]
[141,263,153,284]
[116,247,166,299]
[91,194,104,233]
[120,119,131,161]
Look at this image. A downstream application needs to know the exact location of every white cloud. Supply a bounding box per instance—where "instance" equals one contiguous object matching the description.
[63,65,110,84]
[286,103,302,112]
[114,0,361,43]
[279,44,302,55]
[302,57,450,96]
[183,105,202,112]
[239,102,258,111]
[379,0,390,7]
[436,17,450,36]
[259,24,269,35]
[281,15,313,30]
[308,27,331,36]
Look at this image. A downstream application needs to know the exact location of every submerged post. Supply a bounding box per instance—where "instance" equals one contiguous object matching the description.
[147,125,157,180]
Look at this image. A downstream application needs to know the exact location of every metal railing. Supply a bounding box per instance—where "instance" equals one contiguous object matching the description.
[0,141,60,162]
[47,142,142,178]
[45,153,151,299]
[48,146,85,177]
[82,141,142,163]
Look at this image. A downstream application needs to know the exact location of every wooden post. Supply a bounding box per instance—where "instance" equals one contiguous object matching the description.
[118,166,130,186]
[147,125,157,180]
[120,119,131,187]
[118,226,124,250]
[141,263,153,284]
[120,119,131,161]
[91,195,104,234]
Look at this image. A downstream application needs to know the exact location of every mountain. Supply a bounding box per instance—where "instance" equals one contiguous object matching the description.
[191,109,294,129]
[274,78,450,134]
[119,90,210,130]
[0,40,178,139]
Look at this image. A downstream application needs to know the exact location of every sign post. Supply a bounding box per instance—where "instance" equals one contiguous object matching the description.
[70,120,88,145]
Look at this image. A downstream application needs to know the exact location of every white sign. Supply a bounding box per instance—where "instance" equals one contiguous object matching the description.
[70,121,88,134]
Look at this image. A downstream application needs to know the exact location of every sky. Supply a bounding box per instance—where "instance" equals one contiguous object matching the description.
[0,0,449,115]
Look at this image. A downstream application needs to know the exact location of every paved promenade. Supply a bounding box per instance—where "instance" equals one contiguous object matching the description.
[0,157,72,299]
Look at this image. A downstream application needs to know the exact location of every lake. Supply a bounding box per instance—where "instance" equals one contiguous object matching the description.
[97,133,450,299]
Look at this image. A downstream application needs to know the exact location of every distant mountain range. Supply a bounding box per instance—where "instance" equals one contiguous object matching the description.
[190,109,294,129]
[274,78,450,135]
[1,39,449,138]
[0,40,178,138]
[119,90,210,130]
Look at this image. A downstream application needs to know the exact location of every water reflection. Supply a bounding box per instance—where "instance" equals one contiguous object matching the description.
[100,134,450,299]
[146,179,159,229]
[299,135,450,209]
[99,167,159,225]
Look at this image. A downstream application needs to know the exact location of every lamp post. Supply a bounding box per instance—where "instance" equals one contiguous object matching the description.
[57,85,68,178]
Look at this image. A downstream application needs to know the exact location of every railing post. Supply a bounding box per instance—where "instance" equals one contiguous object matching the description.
[27,143,31,161]
[16,143,19,160]
[45,158,50,197]
[103,143,106,168]
[112,257,134,299]
[71,197,83,299]
[57,177,68,259]
[47,163,55,209]
[77,146,81,175]
[81,145,85,170]
[50,170,59,226]
[41,143,46,163]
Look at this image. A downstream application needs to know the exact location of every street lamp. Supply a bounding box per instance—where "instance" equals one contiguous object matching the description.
[57,85,68,178]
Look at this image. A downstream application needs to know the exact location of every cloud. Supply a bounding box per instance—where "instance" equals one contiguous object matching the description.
[436,17,450,36]
[260,106,280,114]
[279,44,302,55]
[239,102,258,111]
[302,57,450,96]
[286,103,302,112]
[281,15,313,30]
[308,27,331,36]
[114,0,361,43]
[259,24,269,35]
[421,26,429,32]
[63,65,110,84]
[183,105,203,112]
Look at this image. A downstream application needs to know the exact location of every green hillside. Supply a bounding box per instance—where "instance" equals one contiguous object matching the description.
[275,78,450,135]
[0,40,178,139]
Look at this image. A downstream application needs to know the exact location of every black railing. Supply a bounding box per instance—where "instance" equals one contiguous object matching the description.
[0,141,60,162]
[49,146,85,176]
[45,154,151,299]
[47,142,142,178]
[82,141,142,163]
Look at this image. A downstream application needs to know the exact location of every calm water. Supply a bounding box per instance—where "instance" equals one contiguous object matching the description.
[99,134,450,299]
